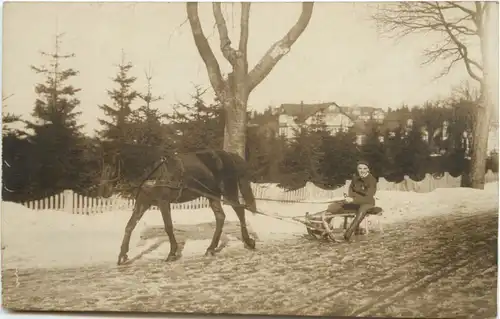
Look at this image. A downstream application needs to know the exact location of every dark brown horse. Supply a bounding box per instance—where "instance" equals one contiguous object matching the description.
[97,149,258,265]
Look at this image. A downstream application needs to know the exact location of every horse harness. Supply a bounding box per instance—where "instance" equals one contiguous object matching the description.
[135,154,186,202]
[132,153,302,225]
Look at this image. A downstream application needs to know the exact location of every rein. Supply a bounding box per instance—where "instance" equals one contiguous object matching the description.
[184,179,303,225]
[103,153,302,226]
[134,155,302,225]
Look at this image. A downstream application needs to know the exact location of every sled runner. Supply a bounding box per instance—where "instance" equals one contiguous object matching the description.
[300,202,384,242]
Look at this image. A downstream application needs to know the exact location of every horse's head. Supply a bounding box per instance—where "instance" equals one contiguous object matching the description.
[97,151,121,198]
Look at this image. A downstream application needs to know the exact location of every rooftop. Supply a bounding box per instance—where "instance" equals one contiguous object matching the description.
[278,102,384,123]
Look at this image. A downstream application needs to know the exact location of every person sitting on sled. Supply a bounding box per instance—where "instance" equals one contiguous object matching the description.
[327,160,378,241]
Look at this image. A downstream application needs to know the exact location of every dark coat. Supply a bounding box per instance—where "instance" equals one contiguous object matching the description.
[348,173,377,205]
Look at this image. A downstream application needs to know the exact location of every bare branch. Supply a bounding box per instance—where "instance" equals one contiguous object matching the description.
[248,2,314,92]
[373,2,483,84]
[186,2,225,94]
[446,2,476,18]
[213,3,238,65]
[433,51,463,80]
[167,18,189,48]
[2,93,14,102]
[239,3,251,55]
[435,2,482,83]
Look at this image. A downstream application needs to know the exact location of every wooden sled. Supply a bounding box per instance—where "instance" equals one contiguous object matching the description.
[302,205,384,242]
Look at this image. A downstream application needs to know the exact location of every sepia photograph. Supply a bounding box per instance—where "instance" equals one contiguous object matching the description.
[1,1,499,317]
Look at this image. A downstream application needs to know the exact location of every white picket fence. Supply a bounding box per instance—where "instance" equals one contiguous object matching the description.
[22,190,211,215]
[21,171,498,215]
[21,183,347,215]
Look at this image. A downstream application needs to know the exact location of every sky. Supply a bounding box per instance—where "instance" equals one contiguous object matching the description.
[3,2,478,135]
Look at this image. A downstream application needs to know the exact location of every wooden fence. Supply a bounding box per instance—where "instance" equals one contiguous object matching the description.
[21,170,498,214]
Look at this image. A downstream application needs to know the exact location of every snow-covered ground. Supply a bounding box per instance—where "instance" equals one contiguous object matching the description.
[1,182,498,270]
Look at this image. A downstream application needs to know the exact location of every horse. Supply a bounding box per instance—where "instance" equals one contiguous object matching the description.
[97,148,258,265]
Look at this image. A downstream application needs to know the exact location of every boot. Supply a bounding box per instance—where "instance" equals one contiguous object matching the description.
[344,209,368,241]
[354,227,366,235]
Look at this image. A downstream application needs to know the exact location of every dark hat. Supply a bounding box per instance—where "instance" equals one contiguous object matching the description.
[357,160,370,168]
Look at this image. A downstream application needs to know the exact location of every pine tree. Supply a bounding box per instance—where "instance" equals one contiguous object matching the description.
[126,67,176,166]
[361,122,386,179]
[278,125,328,189]
[2,94,21,137]
[319,129,359,188]
[2,94,28,200]
[165,85,224,152]
[23,33,84,196]
[246,124,272,182]
[128,67,170,146]
[97,50,138,144]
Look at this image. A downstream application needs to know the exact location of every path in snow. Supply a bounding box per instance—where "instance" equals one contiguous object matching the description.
[1,182,498,270]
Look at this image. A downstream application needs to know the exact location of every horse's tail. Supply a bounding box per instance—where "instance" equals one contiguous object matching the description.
[219,151,257,214]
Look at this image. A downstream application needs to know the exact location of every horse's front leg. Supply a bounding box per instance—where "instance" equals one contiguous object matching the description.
[206,199,226,256]
[118,201,150,265]
[159,200,180,262]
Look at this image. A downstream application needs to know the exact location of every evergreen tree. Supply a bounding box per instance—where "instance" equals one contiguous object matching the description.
[165,85,224,152]
[2,94,22,137]
[23,33,84,196]
[278,125,329,189]
[277,127,312,189]
[360,122,386,179]
[319,129,359,188]
[97,50,138,145]
[129,68,170,146]
[246,123,273,182]
[2,94,29,201]
[127,67,175,162]
[245,106,282,182]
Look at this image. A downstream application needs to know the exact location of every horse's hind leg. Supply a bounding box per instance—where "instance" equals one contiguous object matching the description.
[206,199,226,256]
[223,182,255,250]
[230,204,255,250]
[158,200,180,262]
[118,201,150,265]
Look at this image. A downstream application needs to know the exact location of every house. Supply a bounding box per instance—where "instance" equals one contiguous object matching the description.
[277,102,385,142]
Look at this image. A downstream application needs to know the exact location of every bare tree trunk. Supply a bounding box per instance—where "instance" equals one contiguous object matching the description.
[470,96,490,188]
[469,2,498,189]
[221,70,249,159]
[222,101,248,158]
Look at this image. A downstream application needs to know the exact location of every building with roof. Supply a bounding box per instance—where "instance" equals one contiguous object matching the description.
[277,101,385,143]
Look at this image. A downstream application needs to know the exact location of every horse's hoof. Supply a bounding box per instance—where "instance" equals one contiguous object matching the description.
[244,238,256,250]
[117,254,129,265]
[165,254,180,262]
[343,236,353,243]
[205,249,216,257]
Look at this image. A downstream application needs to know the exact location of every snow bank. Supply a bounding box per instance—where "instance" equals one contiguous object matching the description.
[1,202,139,270]
[1,182,498,270]
[375,181,498,224]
